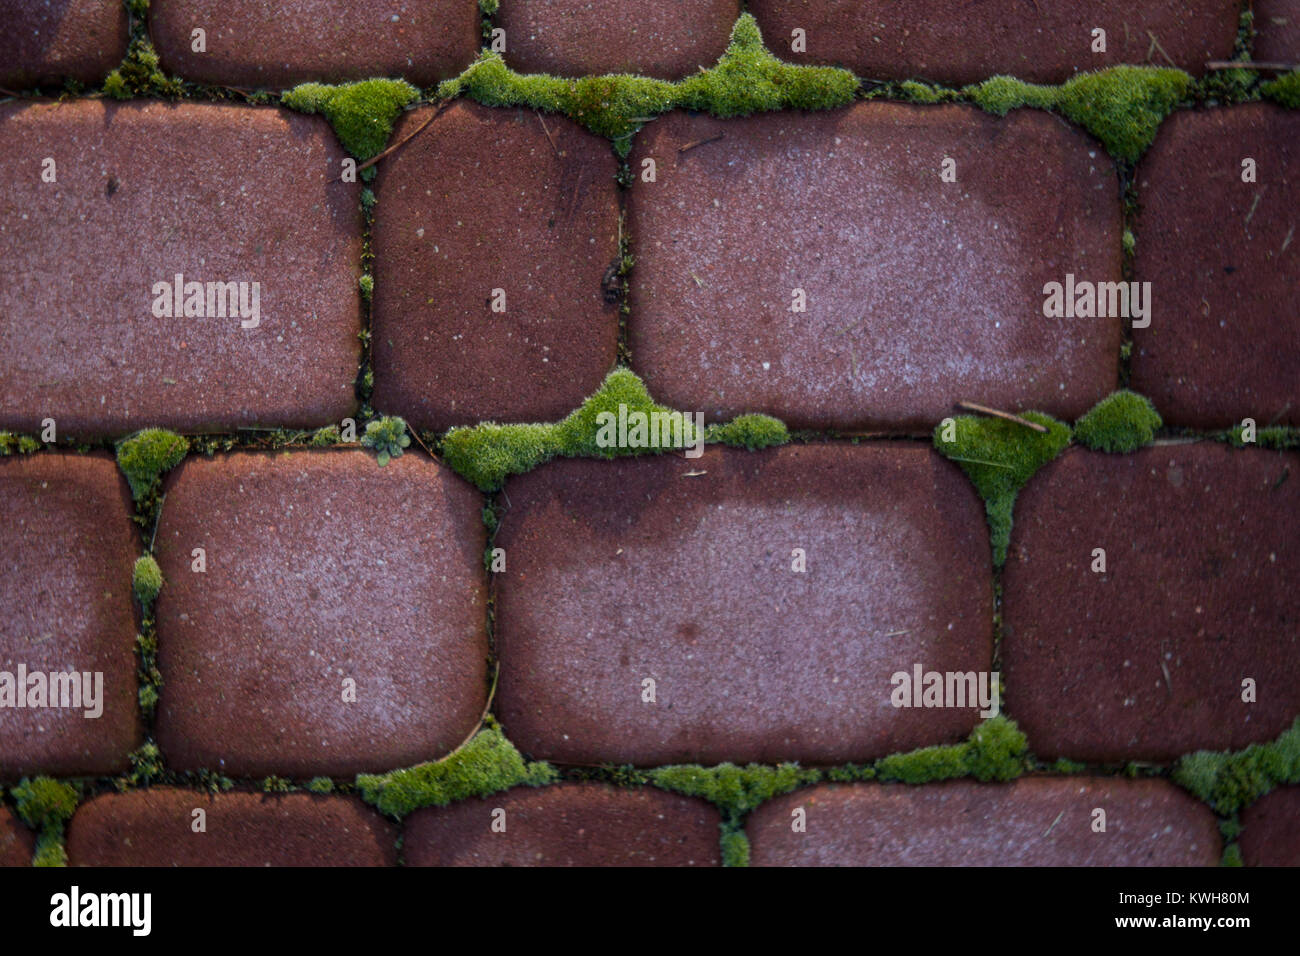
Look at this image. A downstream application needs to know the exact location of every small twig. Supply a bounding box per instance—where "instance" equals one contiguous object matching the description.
[1043,810,1065,838]
[535,110,561,158]
[407,428,438,462]
[956,401,1049,433]
[1244,190,1262,226]
[1206,60,1298,72]
[1147,32,1177,69]
[351,99,453,176]
[678,133,724,154]
[149,495,165,551]
[946,455,1015,470]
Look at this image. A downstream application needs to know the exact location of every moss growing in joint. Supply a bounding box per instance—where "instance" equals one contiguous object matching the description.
[0,433,41,456]
[13,777,79,868]
[360,416,410,466]
[706,414,789,451]
[262,775,292,793]
[965,76,1056,116]
[1224,424,1300,450]
[116,428,189,501]
[281,79,420,161]
[307,777,335,794]
[104,37,183,99]
[125,742,164,786]
[358,274,374,301]
[1074,390,1162,453]
[933,411,1071,566]
[1262,71,1300,109]
[1051,758,1089,774]
[132,554,163,605]
[721,826,750,867]
[356,725,557,817]
[897,80,957,105]
[877,716,1030,784]
[478,0,499,14]
[1171,717,1300,815]
[647,762,819,820]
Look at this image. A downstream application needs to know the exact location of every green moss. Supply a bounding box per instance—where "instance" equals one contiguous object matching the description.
[126,742,164,785]
[721,827,750,867]
[307,777,335,794]
[309,424,342,447]
[126,0,149,16]
[1262,71,1300,109]
[1054,67,1191,163]
[360,416,410,466]
[12,778,78,830]
[933,411,1071,566]
[132,554,163,605]
[707,414,789,451]
[898,80,954,104]
[1051,758,1089,774]
[478,0,499,14]
[1224,424,1300,449]
[262,776,292,793]
[0,433,41,456]
[281,79,419,161]
[356,725,557,817]
[33,830,67,867]
[116,428,189,501]
[1221,842,1243,867]
[965,75,1056,115]
[439,14,855,153]
[1172,717,1300,814]
[648,762,819,820]
[824,763,876,783]
[877,716,1029,784]
[103,37,183,99]
[1122,228,1135,256]
[358,274,374,301]
[1074,390,1162,453]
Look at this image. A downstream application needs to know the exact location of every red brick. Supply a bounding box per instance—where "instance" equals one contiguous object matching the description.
[1239,786,1300,866]
[371,101,620,431]
[153,451,486,777]
[627,106,1120,431]
[498,0,739,80]
[748,779,1220,866]
[1256,0,1300,63]
[0,454,140,777]
[0,808,34,867]
[0,0,128,89]
[151,0,479,89]
[404,783,722,865]
[0,101,360,439]
[1002,445,1300,762]
[66,789,397,866]
[1130,105,1299,428]
[746,0,1237,85]
[495,445,993,766]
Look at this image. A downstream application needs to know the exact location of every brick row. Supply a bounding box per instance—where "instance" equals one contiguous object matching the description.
[0,807,34,867]
[0,0,127,90]
[1256,0,1300,63]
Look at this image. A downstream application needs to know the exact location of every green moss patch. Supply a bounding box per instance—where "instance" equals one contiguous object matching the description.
[720,828,751,867]
[877,716,1030,784]
[933,412,1071,566]
[104,37,184,99]
[1262,71,1300,109]
[281,79,420,161]
[966,66,1191,162]
[356,725,557,817]
[706,414,789,450]
[131,554,163,605]
[116,428,189,502]
[1224,424,1300,450]
[360,416,410,466]
[12,777,79,868]
[1172,717,1300,815]
[0,433,41,456]
[1074,390,1162,453]
[648,762,818,820]
[438,14,856,153]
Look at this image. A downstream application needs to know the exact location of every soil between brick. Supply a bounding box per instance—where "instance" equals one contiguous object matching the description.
[745,0,1238,84]
[747,778,1221,866]
[1239,785,1300,866]
[627,105,1120,431]
[499,0,740,80]
[404,783,723,866]
[0,0,128,90]
[494,444,993,766]
[65,789,398,866]
[0,454,141,779]
[153,451,487,777]
[371,101,620,432]
[1130,104,1299,429]
[1002,445,1300,762]
[0,100,361,439]
[1255,0,1300,64]
[150,0,480,88]
[0,807,35,867]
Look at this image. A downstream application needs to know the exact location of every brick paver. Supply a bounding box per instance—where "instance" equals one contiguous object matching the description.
[151,0,479,89]
[1255,0,1300,63]
[1130,105,1299,428]
[404,783,723,866]
[153,451,487,777]
[1002,445,1300,762]
[372,102,620,431]
[66,789,398,866]
[0,454,140,778]
[498,0,740,79]
[627,105,1120,431]
[0,0,128,90]
[746,0,1238,84]
[0,101,360,439]
[496,445,993,766]
[748,779,1220,866]
[0,808,34,867]
[1239,786,1300,866]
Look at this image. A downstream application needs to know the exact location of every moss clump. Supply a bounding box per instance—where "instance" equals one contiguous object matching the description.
[1262,71,1300,109]
[721,828,750,867]
[358,274,374,301]
[0,433,41,456]
[707,414,789,451]
[877,716,1030,784]
[281,79,419,161]
[1051,758,1088,774]
[966,67,1190,162]
[1074,390,1162,453]
[262,776,292,793]
[124,742,164,786]
[13,777,79,868]
[307,777,335,795]
[648,762,819,819]
[132,554,163,605]
[478,0,499,14]
[357,725,557,817]
[933,411,1071,566]
[824,763,876,783]
[1172,717,1300,815]
[439,14,855,153]
[103,37,182,99]
[898,80,955,104]
[116,428,189,501]
[1224,424,1300,449]
[309,424,342,447]
[127,0,149,15]
[360,416,410,466]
